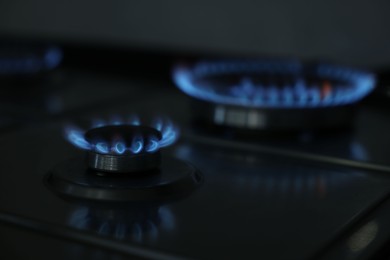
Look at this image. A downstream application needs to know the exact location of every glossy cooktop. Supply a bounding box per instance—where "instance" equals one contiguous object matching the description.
[0,69,390,259]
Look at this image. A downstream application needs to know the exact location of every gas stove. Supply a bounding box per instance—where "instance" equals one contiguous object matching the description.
[0,46,390,260]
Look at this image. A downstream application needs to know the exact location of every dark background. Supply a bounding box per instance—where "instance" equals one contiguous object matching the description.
[0,0,390,68]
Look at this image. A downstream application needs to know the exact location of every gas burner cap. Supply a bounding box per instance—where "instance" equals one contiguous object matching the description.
[172,59,376,131]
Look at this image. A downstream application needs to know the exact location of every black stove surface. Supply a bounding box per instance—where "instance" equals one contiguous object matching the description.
[1,68,390,259]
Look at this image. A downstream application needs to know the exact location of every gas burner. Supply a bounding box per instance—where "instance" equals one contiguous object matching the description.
[64,116,178,173]
[173,60,376,131]
[45,116,202,201]
[0,43,62,76]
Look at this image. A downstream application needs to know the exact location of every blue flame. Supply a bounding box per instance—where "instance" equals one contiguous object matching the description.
[95,142,110,154]
[173,60,376,108]
[64,126,91,150]
[158,120,180,148]
[0,46,62,75]
[152,118,163,131]
[145,136,159,153]
[130,135,144,154]
[69,206,175,241]
[110,115,124,126]
[114,140,126,155]
[151,118,180,148]
[92,119,106,128]
[129,115,141,125]
[44,46,63,69]
[65,116,179,153]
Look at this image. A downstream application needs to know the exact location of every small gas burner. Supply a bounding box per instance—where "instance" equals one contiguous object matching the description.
[0,43,62,76]
[65,116,178,174]
[173,59,376,132]
[45,116,202,201]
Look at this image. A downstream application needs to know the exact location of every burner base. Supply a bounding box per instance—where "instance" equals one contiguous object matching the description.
[45,157,202,201]
[192,100,355,132]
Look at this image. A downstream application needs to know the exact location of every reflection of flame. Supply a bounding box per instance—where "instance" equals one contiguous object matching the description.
[175,144,354,198]
[69,206,175,242]
[64,115,179,155]
[233,171,348,198]
[173,60,375,108]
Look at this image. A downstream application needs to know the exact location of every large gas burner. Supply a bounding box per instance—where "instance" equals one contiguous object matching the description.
[45,116,202,201]
[173,59,376,132]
